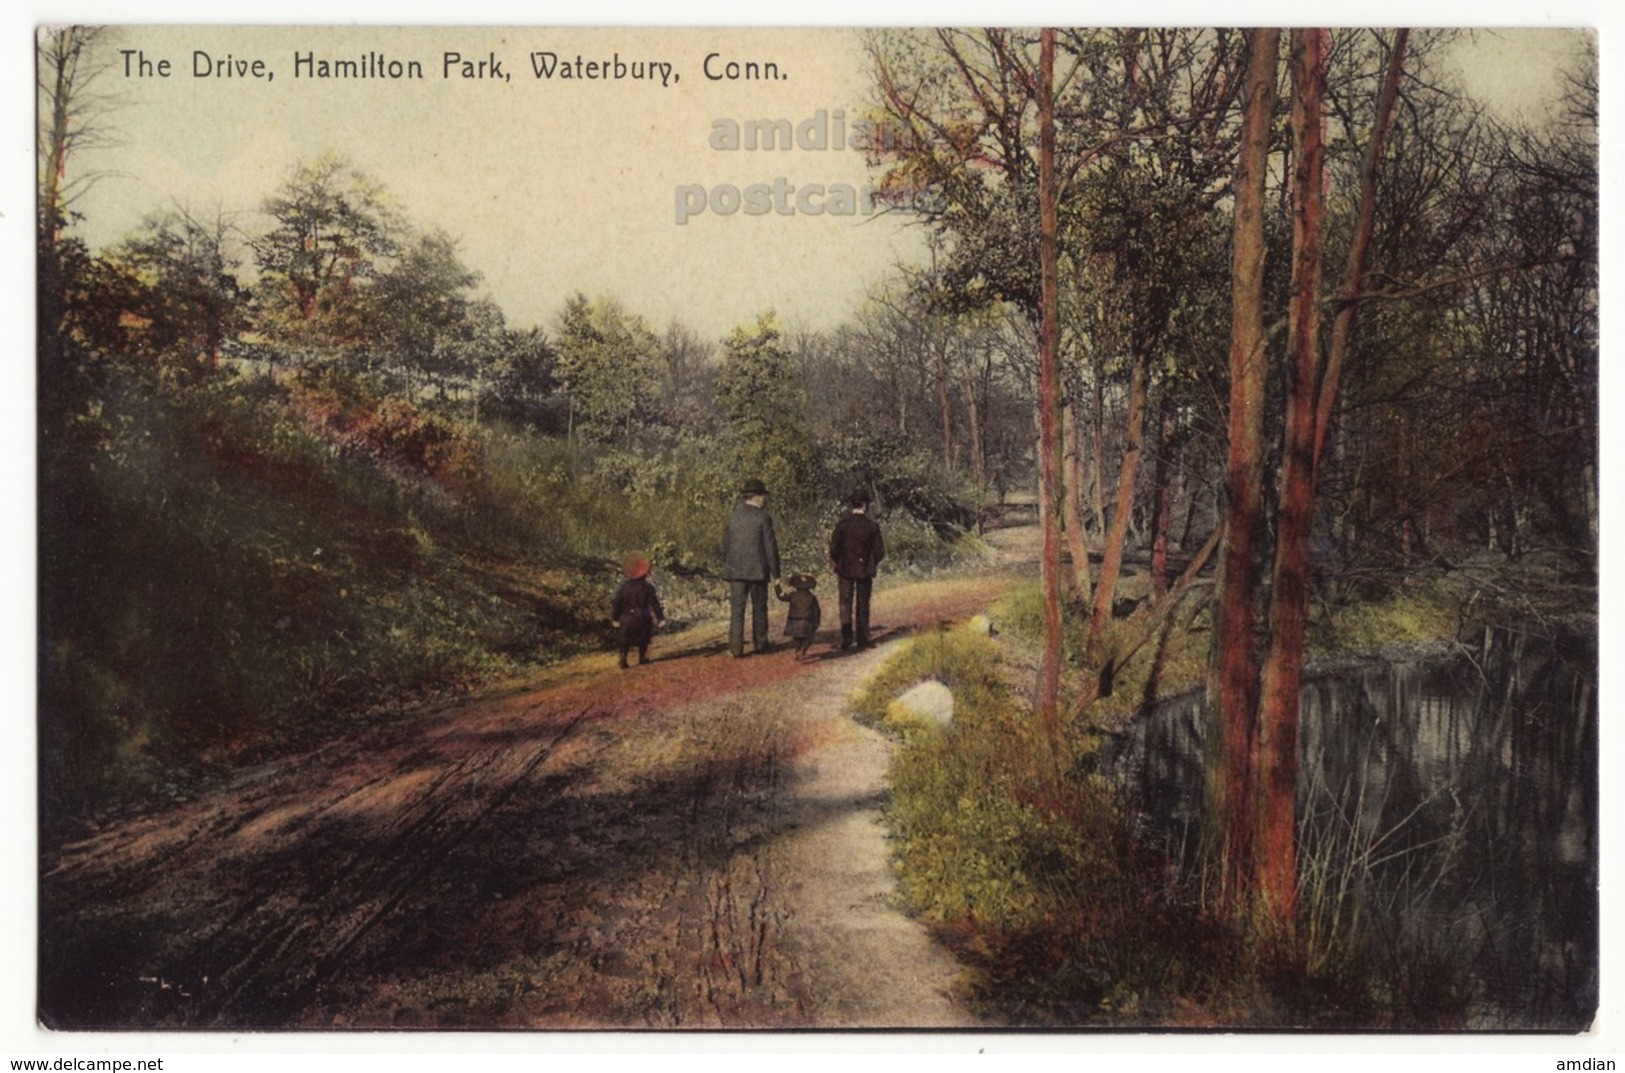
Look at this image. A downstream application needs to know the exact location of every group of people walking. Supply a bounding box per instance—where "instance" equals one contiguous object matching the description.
[723,478,885,660]
[610,478,884,668]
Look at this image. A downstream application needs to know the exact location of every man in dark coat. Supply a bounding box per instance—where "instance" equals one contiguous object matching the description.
[828,491,884,650]
[721,478,781,657]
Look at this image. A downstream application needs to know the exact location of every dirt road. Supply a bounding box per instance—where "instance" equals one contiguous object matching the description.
[39,550,1024,1031]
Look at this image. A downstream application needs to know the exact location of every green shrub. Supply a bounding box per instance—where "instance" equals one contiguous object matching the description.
[1310,577,1462,656]
[858,628,1046,926]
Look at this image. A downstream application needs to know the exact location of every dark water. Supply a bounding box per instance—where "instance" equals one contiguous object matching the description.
[1103,629,1598,1029]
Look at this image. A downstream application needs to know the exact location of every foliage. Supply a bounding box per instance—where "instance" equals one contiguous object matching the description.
[476,326,563,429]
[287,363,481,494]
[554,293,661,443]
[251,152,405,355]
[816,430,976,536]
[369,229,489,390]
[106,207,248,379]
[870,583,1518,1026]
[33,26,1600,1025]
[1307,576,1463,657]
[864,28,1244,328]
[30,88,983,839]
[716,312,816,503]
[36,366,608,829]
[855,629,1054,924]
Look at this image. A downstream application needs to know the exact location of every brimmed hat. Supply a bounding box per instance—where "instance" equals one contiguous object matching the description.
[741,478,769,495]
[847,490,872,508]
[622,553,652,580]
[787,571,817,589]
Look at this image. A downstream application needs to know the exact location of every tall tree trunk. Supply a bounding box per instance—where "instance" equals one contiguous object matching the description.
[1087,349,1147,653]
[1313,29,1409,475]
[1210,25,1279,914]
[1090,364,1108,534]
[38,29,98,380]
[965,362,986,528]
[43,74,69,246]
[1253,27,1329,937]
[1150,397,1176,595]
[938,340,955,470]
[1035,27,1066,749]
[1064,396,1093,598]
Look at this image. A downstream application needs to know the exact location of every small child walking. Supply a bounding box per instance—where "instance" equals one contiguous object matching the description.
[774,572,822,661]
[611,553,665,669]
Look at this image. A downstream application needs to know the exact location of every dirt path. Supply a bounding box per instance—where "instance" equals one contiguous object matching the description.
[39,536,1030,1031]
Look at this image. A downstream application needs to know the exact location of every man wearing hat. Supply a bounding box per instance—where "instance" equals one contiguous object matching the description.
[721,478,782,657]
[828,491,885,650]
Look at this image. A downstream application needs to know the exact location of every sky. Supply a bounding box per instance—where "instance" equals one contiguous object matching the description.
[57,23,1596,346]
[6,0,1620,1066]
[69,24,928,343]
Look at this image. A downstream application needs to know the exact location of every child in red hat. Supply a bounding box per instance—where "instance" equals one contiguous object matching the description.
[611,553,665,669]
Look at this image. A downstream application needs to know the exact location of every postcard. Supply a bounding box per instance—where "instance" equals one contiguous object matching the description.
[30,21,1603,1051]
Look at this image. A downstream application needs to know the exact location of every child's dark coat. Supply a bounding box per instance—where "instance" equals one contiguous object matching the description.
[775,578,821,657]
[612,576,664,655]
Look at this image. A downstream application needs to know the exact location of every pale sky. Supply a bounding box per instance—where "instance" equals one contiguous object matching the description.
[70,25,929,343]
[61,23,1595,346]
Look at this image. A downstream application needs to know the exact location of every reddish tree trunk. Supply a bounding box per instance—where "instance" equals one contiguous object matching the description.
[1150,400,1176,595]
[1064,398,1093,598]
[1211,26,1279,910]
[965,364,986,522]
[1253,27,1329,934]
[1314,29,1409,475]
[1091,363,1108,534]
[1035,28,1066,746]
[1088,351,1147,653]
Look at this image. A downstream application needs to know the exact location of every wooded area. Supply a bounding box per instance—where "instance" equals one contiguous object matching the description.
[38,25,1596,984]
[859,27,1595,950]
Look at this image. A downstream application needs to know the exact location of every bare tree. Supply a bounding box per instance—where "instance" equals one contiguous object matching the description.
[38,26,122,375]
[38,27,123,230]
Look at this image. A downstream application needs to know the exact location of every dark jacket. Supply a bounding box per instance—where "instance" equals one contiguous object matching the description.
[775,585,822,639]
[611,577,664,645]
[721,500,781,582]
[829,511,884,580]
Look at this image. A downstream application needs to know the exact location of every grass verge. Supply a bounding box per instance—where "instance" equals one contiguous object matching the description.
[861,572,1518,1027]
[854,622,1239,1026]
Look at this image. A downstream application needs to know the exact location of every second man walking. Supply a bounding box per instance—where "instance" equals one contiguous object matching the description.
[828,491,884,650]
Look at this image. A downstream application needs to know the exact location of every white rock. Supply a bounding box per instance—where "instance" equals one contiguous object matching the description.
[890,679,955,727]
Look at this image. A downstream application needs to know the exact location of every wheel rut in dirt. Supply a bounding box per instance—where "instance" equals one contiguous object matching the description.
[41,703,592,1028]
[40,569,1015,1030]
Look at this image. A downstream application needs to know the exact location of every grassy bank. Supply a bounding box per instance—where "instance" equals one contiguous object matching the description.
[37,361,979,837]
[857,568,1550,1027]
[41,368,594,829]
[853,622,1235,1025]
